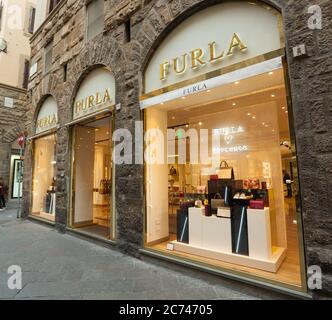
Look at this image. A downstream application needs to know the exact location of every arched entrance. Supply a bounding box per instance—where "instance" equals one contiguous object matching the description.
[31,95,58,222]
[141,1,306,292]
[68,67,116,240]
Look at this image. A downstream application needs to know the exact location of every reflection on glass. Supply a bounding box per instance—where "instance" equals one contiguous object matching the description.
[32,134,57,221]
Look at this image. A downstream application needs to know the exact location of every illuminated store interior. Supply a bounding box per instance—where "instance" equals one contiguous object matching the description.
[70,116,113,239]
[144,62,304,289]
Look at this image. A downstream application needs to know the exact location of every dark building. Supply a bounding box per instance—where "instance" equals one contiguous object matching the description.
[24,0,332,299]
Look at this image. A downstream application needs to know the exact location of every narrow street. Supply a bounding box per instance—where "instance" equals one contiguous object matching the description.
[0,203,287,300]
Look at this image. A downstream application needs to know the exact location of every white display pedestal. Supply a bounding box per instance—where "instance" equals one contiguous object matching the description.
[171,207,286,273]
[247,208,272,260]
[189,208,232,253]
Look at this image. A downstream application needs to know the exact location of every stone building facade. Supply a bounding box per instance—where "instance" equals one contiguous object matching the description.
[0,84,27,191]
[24,0,332,299]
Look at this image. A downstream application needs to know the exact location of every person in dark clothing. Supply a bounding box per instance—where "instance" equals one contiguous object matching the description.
[0,177,7,211]
[283,170,292,198]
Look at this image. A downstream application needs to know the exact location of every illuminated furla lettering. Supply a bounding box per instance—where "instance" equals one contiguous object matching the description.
[160,33,247,81]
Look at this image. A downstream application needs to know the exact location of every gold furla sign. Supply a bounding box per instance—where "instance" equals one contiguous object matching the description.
[74,89,112,119]
[36,114,57,131]
[160,33,247,81]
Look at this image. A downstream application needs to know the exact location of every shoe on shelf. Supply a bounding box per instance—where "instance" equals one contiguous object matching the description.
[233,193,240,199]
[239,193,247,199]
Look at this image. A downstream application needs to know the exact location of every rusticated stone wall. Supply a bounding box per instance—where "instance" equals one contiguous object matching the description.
[0,84,27,195]
[24,0,332,299]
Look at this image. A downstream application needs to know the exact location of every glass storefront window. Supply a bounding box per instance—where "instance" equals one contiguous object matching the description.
[144,62,304,290]
[70,116,114,240]
[32,134,57,221]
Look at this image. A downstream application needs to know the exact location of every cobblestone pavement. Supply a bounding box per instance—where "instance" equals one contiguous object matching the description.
[0,204,287,300]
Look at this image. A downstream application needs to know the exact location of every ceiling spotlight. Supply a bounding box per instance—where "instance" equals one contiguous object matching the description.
[262,122,265,125]
[271,94,276,98]
[232,103,237,106]
[198,122,203,126]
[265,124,269,127]
[235,81,240,85]
[172,116,175,120]
[282,106,285,110]
[160,102,164,105]
[252,116,256,119]
[285,111,288,114]
[185,124,189,128]
[207,89,211,93]
[182,96,186,100]
[268,71,274,75]
[247,113,251,116]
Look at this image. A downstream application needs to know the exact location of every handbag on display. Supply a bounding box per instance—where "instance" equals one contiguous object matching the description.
[99,179,111,195]
[196,185,206,194]
[211,193,225,210]
[216,160,235,180]
[210,174,219,180]
[243,178,260,190]
[249,199,265,210]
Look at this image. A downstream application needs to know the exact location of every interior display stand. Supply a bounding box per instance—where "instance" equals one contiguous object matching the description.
[170,207,286,273]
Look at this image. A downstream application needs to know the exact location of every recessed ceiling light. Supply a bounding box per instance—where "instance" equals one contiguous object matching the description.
[282,106,285,110]
[247,113,251,116]
[182,96,186,100]
[271,94,276,98]
[262,122,265,125]
[232,103,237,106]
[207,89,211,93]
[252,116,256,119]
[185,124,189,128]
[172,116,175,120]
[198,122,203,126]
[268,71,274,75]
[235,81,240,85]
[265,124,269,127]
[160,102,164,105]
[285,111,288,114]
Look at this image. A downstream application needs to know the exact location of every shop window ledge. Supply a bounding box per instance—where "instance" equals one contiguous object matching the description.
[139,247,312,300]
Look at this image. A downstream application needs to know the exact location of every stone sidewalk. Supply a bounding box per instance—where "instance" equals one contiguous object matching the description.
[0,206,287,300]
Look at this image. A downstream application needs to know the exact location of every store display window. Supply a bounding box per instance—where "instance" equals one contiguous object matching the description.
[144,60,305,289]
[32,134,57,221]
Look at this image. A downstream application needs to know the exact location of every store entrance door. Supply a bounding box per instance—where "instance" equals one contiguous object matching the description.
[71,115,113,240]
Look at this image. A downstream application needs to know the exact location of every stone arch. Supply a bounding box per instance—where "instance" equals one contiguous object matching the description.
[64,32,127,114]
[1,123,26,144]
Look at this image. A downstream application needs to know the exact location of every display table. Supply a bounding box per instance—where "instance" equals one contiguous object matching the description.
[170,206,286,273]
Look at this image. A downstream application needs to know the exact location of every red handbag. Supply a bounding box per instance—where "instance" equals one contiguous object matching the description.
[210,174,219,180]
[249,200,265,210]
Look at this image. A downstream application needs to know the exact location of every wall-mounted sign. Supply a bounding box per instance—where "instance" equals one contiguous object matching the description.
[144,2,282,94]
[160,33,247,81]
[36,96,58,134]
[73,67,115,120]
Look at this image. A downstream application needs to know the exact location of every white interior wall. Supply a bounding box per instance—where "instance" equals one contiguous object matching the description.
[74,127,95,223]
[146,108,169,243]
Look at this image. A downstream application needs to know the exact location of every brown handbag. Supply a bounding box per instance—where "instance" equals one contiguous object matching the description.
[216,160,235,180]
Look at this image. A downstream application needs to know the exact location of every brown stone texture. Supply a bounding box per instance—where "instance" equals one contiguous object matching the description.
[24,0,332,298]
[0,84,27,195]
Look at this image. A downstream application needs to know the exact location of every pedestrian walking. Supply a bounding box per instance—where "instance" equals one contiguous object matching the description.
[0,177,7,211]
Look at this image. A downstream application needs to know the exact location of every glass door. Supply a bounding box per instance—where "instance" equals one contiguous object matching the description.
[71,115,113,240]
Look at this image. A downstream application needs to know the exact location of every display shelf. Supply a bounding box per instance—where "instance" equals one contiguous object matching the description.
[171,240,286,273]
